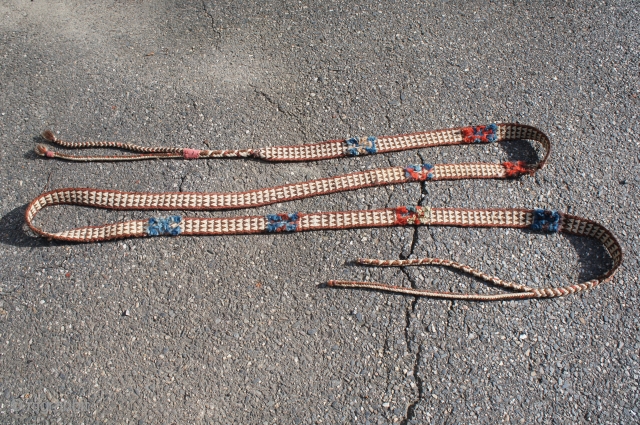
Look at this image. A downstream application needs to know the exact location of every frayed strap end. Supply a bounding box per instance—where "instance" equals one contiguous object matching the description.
[183,148,201,160]
[42,130,56,142]
[35,144,55,158]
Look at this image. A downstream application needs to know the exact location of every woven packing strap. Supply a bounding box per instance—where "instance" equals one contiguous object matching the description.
[38,123,549,163]
[27,123,622,301]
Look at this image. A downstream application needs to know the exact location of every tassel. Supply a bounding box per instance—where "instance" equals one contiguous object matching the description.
[35,144,55,158]
[42,130,56,142]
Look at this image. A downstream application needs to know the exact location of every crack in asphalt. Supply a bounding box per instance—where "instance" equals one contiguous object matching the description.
[402,344,424,425]
[399,150,429,425]
[251,86,310,140]
[201,1,222,44]
[179,174,188,192]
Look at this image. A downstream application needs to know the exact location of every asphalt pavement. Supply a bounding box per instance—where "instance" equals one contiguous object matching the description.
[0,1,638,423]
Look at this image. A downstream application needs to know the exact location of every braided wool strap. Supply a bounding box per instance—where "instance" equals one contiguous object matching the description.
[25,160,530,232]
[26,123,621,300]
[36,123,550,167]
[327,210,622,300]
[25,194,622,300]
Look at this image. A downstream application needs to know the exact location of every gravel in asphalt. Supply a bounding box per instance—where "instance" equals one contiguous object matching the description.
[0,1,638,423]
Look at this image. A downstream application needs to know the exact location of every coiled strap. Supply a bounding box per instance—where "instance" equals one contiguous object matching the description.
[27,123,621,300]
[36,123,550,167]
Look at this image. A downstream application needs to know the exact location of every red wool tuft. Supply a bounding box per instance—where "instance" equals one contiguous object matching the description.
[395,206,410,225]
[503,161,530,178]
[460,127,474,139]
[183,148,201,159]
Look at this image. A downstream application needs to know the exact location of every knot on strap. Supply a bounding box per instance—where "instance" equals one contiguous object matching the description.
[461,123,498,143]
[183,148,201,159]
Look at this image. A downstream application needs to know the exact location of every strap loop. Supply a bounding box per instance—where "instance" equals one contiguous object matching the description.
[327,212,622,301]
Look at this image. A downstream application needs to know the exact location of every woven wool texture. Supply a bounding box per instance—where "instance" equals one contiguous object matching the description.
[37,123,550,163]
[26,124,621,300]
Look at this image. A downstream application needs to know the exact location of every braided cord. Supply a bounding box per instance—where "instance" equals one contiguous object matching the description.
[36,131,254,161]
[354,257,534,293]
[36,123,550,168]
[328,246,620,301]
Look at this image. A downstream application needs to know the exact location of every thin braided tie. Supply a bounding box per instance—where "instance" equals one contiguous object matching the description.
[36,131,254,161]
[327,254,614,301]
[35,123,551,167]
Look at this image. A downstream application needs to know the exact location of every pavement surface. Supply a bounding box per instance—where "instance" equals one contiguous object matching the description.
[0,1,638,423]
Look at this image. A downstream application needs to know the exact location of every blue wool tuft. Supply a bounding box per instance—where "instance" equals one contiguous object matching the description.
[365,136,377,154]
[531,209,560,232]
[404,163,434,180]
[471,124,498,143]
[486,123,498,142]
[147,215,182,236]
[265,223,278,232]
[266,212,299,233]
[345,136,378,156]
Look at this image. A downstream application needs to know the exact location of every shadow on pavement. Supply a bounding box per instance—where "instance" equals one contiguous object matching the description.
[565,232,614,284]
[0,204,71,248]
[499,138,542,165]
